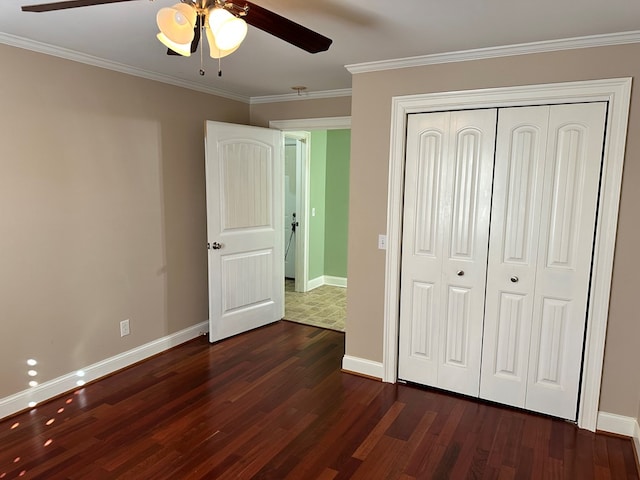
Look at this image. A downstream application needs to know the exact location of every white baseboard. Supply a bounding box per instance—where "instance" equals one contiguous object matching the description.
[597,411,638,436]
[0,321,209,420]
[308,276,324,290]
[342,355,383,380]
[324,276,347,288]
[597,411,640,468]
[307,275,348,291]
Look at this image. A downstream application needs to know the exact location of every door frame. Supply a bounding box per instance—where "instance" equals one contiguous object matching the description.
[383,78,632,431]
[284,131,311,292]
[270,116,352,292]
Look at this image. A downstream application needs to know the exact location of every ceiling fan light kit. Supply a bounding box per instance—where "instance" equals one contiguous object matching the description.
[21,0,333,78]
[157,2,247,58]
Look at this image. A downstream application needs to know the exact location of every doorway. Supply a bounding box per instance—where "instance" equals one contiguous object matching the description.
[272,117,352,332]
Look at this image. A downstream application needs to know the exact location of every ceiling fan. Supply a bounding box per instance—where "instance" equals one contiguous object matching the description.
[21,0,333,66]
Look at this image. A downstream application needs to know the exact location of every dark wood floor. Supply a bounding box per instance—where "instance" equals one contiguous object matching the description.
[0,321,637,479]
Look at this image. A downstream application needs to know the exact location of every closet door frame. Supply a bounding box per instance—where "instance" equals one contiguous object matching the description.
[383,78,632,431]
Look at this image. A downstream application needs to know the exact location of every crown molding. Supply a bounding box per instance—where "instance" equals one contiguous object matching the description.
[346,30,640,74]
[269,116,351,130]
[250,88,352,104]
[0,32,250,104]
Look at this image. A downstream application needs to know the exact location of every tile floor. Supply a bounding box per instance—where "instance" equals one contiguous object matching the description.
[283,279,346,332]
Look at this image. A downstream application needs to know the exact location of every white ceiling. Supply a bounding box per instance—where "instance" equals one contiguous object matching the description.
[1,0,640,102]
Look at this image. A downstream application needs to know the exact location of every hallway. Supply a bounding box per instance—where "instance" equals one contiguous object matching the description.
[283,279,346,332]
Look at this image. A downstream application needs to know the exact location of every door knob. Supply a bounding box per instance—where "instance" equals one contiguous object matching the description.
[209,242,223,250]
[510,276,519,283]
[456,270,464,276]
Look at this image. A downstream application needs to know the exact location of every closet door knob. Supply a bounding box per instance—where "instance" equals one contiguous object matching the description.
[510,276,519,283]
[456,270,464,276]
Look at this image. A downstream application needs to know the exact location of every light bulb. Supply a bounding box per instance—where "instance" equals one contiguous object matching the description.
[174,11,187,25]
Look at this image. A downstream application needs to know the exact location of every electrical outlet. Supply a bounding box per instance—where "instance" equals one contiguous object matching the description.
[120,319,130,337]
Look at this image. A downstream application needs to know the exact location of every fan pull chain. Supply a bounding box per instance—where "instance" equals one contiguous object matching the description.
[199,21,205,76]
[218,57,222,77]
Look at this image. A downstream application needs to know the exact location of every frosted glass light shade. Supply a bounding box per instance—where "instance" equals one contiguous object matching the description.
[157,32,192,57]
[208,7,233,32]
[214,17,247,51]
[156,3,196,44]
[208,7,247,51]
[205,24,240,59]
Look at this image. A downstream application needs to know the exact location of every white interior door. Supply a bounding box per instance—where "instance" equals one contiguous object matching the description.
[480,103,607,420]
[398,109,496,396]
[205,121,284,343]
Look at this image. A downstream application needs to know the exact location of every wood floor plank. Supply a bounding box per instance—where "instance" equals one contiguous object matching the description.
[0,321,637,479]
[352,400,405,460]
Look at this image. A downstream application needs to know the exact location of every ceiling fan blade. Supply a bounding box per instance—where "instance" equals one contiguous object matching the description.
[167,15,201,56]
[243,1,332,54]
[22,0,138,13]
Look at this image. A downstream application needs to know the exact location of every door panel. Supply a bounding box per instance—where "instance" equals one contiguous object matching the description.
[409,282,436,361]
[438,113,496,395]
[206,121,284,342]
[399,109,496,396]
[399,112,448,386]
[221,142,272,229]
[480,106,550,407]
[525,102,607,420]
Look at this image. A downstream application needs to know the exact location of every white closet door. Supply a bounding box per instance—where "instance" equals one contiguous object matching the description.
[398,109,496,396]
[525,102,607,419]
[480,103,607,420]
[480,106,551,407]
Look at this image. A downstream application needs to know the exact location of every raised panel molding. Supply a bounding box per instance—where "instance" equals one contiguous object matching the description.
[222,250,273,312]
[221,142,272,230]
[445,287,470,366]
[411,282,435,359]
[547,125,587,269]
[415,132,442,255]
[495,293,525,377]
[450,129,481,259]
[503,126,539,264]
[534,298,569,386]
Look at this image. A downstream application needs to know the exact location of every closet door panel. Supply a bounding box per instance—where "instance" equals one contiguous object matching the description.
[398,112,449,385]
[480,106,550,407]
[438,111,496,396]
[399,109,496,397]
[526,102,607,420]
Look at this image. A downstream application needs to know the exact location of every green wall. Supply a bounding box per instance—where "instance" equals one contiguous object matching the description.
[308,129,350,281]
[324,130,351,278]
[309,130,327,280]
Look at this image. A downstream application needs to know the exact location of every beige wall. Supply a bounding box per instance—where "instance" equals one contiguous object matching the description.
[250,96,352,128]
[2,39,638,423]
[0,44,249,400]
[346,44,640,418]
